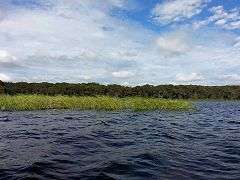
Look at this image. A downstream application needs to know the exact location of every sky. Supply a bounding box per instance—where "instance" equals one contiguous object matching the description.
[0,0,240,85]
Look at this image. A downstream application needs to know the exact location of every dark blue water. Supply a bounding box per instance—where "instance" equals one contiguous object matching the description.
[0,101,240,180]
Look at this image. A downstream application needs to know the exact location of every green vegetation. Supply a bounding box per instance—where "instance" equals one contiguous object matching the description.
[2,82,240,100]
[0,81,238,112]
[0,95,192,111]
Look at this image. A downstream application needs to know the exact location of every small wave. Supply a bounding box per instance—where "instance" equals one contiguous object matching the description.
[0,116,11,122]
[0,101,240,179]
[227,120,240,125]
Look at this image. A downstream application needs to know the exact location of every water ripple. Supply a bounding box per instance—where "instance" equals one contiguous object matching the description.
[0,101,240,179]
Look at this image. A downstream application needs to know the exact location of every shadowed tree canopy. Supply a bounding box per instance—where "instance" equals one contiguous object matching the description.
[1,82,240,100]
[0,80,5,94]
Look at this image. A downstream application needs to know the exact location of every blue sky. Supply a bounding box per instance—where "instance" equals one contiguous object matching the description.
[0,0,240,85]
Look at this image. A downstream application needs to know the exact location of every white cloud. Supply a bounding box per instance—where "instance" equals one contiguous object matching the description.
[152,0,210,25]
[222,74,240,81]
[194,6,240,29]
[112,71,134,78]
[0,73,11,81]
[210,6,240,29]
[0,50,16,62]
[76,75,92,80]
[0,0,240,85]
[0,0,144,58]
[234,37,240,48]
[155,30,191,57]
[176,73,204,82]
[106,0,127,8]
[0,0,152,83]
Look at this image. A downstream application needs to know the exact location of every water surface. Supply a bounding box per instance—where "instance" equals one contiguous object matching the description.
[0,101,240,179]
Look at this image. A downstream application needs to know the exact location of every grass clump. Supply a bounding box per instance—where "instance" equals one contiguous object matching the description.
[0,95,192,111]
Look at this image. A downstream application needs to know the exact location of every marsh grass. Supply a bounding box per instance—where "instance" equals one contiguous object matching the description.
[0,95,192,111]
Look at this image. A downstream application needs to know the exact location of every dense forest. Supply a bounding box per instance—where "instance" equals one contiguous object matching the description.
[0,81,5,94]
[0,81,239,100]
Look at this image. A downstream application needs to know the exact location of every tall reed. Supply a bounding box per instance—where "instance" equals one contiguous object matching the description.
[0,95,192,111]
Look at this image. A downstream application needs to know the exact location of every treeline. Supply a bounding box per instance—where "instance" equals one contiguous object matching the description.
[0,81,5,94]
[0,81,240,100]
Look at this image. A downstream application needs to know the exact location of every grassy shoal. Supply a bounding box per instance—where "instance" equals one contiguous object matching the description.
[0,95,192,111]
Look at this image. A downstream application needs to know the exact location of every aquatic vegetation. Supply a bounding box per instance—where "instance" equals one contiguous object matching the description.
[0,95,192,111]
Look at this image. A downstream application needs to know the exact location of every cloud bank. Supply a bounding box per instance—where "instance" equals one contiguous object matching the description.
[0,0,239,85]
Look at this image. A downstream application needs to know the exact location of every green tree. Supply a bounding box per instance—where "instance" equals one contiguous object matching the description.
[0,80,5,94]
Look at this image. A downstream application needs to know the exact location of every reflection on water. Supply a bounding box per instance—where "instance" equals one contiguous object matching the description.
[0,101,240,179]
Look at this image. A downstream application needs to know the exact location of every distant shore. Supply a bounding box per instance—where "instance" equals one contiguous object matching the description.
[1,81,240,100]
[0,95,192,111]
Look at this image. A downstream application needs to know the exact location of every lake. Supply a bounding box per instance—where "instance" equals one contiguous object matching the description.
[0,101,240,179]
